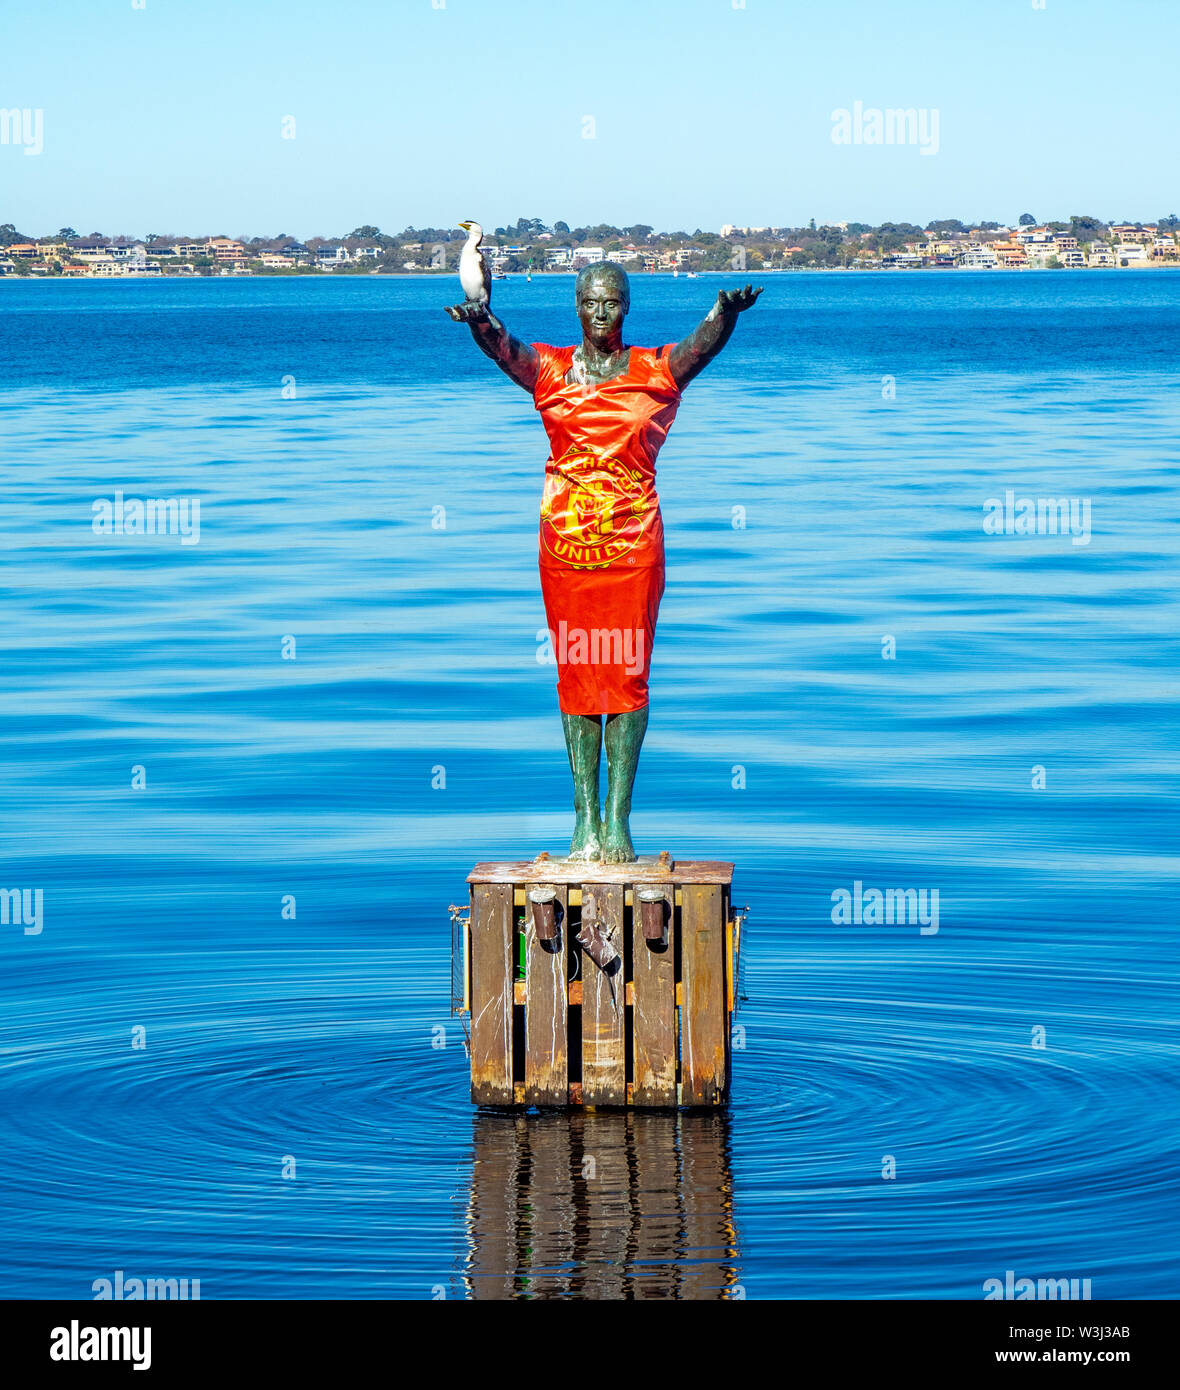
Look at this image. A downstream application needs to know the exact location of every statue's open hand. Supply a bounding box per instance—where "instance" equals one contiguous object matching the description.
[444,300,490,322]
[717,284,763,315]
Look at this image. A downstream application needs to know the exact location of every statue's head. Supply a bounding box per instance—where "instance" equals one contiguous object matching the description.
[575,262,630,346]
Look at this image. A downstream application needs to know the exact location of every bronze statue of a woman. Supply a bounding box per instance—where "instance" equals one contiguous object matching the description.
[447,261,760,863]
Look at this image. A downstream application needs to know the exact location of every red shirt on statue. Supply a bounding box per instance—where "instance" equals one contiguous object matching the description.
[531,342,682,716]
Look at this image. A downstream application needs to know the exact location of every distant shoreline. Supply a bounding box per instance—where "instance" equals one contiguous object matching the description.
[3,264,1178,284]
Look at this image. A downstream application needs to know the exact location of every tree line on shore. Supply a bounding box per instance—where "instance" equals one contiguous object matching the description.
[3,212,1177,275]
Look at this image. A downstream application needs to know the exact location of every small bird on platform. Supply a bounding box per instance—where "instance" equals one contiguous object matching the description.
[457,219,491,304]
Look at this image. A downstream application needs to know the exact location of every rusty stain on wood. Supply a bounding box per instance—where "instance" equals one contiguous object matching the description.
[680,884,726,1106]
[567,980,582,1006]
[580,882,626,1105]
[525,884,568,1105]
[470,882,514,1105]
[632,881,676,1106]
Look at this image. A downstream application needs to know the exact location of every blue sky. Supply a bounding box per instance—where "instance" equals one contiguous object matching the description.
[1,0,1176,238]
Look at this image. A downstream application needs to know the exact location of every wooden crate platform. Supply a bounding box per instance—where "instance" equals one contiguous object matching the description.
[462,858,741,1110]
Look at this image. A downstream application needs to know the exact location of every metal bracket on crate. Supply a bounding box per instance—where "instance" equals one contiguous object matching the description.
[731,904,750,1007]
[448,903,472,1053]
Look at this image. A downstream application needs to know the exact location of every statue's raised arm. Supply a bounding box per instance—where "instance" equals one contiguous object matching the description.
[668,283,763,390]
[443,219,538,391]
[444,299,539,393]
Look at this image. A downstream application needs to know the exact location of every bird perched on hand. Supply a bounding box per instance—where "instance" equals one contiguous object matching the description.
[457,219,491,304]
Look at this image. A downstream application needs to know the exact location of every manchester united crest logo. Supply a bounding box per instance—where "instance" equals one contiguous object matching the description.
[540,449,652,568]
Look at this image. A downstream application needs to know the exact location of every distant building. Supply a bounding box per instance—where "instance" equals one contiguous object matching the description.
[1110,225,1155,244]
[988,240,1028,267]
[208,237,247,262]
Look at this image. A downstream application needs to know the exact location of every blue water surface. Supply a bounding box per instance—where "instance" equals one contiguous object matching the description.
[1,271,1177,1299]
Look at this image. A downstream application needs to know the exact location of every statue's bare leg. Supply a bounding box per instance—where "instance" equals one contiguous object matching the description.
[562,712,603,861]
[602,705,648,863]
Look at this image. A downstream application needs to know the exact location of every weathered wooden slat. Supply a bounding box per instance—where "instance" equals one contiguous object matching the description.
[469,859,734,887]
[525,885,568,1106]
[680,884,726,1106]
[632,883,676,1106]
[580,882,626,1105]
[470,882,514,1105]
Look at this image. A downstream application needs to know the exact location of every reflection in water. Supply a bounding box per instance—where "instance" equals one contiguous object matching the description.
[464,1110,740,1299]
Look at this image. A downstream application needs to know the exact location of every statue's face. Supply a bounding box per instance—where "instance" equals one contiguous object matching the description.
[576,272,628,348]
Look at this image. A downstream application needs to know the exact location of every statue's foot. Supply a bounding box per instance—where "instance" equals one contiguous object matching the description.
[602,811,636,864]
[568,810,602,862]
